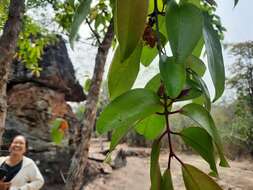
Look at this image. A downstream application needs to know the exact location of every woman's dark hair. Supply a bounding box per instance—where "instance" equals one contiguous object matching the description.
[10,135,29,153]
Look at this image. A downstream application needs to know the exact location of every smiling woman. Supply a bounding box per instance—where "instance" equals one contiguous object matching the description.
[0,135,44,190]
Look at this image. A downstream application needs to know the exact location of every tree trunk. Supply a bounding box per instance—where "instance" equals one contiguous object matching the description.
[65,20,114,190]
[0,0,25,145]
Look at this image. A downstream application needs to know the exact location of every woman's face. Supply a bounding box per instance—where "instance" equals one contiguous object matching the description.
[9,136,26,156]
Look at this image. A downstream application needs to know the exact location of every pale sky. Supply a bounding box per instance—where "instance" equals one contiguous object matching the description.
[69,0,253,100]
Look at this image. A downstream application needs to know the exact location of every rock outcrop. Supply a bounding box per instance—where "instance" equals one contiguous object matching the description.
[9,36,85,102]
[2,36,85,189]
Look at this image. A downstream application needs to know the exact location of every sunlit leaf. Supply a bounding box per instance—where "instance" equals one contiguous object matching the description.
[148,0,164,14]
[203,13,225,101]
[116,0,149,60]
[69,0,92,48]
[165,2,203,63]
[50,118,66,145]
[97,89,163,134]
[150,140,162,190]
[135,114,165,140]
[181,103,229,167]
[108,44,142,100]
[182,164,223,190]
[181,127,217,174]
[159,55,186,98]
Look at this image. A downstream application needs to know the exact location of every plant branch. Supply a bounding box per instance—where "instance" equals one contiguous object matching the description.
[86,18,101,45]
[163,91,174,169]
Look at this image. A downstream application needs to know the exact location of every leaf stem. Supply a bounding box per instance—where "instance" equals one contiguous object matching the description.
[168,110,182,115]
[163,92,174,169]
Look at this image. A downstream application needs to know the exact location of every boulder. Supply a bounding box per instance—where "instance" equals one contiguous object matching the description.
[9,36,85,102]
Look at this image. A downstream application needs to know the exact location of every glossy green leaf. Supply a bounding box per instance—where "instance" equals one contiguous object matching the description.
[148,0,164,14]
[181,103,229,167]
[165,2,203,63]
[141,16,167,67]
[192,37,204,58]
[135,114,165,140]
[69,0,92,48]
[203,13,225,101]
[145,74,161,93]
[108,44,142,100]
[182,164,223,190]
[97,89,163,134]
[116,0,149,60]
[182,0,202,9]
[161,169,174,190]
[110,125,133,152]
[191,72,211,111]
[141,45,159,67]
[150,140,162,190]
[186,55,206,77]
[181,127,217,174]
[159,55,186,98]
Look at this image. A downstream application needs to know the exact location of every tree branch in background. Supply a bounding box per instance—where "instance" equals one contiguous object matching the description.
[0,0,25,145]
[86,18,101,45]
[65,19,114,190]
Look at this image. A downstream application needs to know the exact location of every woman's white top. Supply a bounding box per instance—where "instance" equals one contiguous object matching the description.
[0,156,44,190]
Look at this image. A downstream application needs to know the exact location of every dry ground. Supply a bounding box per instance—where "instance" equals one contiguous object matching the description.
[86,143,253,190]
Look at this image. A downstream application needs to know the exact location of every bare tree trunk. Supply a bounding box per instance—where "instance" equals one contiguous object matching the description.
[0,0,25,145]
[65,20,114,190]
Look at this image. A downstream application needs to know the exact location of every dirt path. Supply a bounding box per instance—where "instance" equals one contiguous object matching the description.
[86,145,253,190]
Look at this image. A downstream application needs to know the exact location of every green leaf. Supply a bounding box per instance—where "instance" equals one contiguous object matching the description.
[110,125,133,152]
[161,169,174,190]
[182,164,223,190]
[135,114,165,140]
[97,89,163,134]
[175,77,202,101]
[84,78,91,92]
[192,37,204,58]
[186,55,206,77]
[141,45,159,67]
[148,0,164,14]
[159,55,186,98]
[69,0,92,49]
[165,2,203,63]
[50,118,64,145]
[203,13,225,101]
[108,44,142,100]
[116,0,149,61]
[182,0,202,9]
[141,16,167,67]
[191,72,211,111]
[181,103,229,167]
[181,127,217,174]
[145,74,161,93]
[150,140,162,190]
